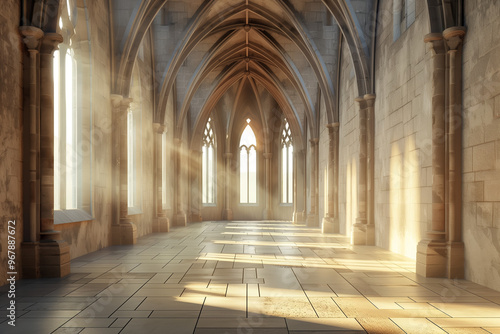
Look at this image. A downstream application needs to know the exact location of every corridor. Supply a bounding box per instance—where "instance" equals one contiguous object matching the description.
[1,221,500,333]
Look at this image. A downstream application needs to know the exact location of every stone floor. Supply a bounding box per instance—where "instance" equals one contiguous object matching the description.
[1,221,500,333]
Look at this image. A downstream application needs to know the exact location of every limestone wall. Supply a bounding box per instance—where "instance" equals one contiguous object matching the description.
[372,0,431,259]
[338,40,359,238]
[462,0,500,291]
[0,0,23,284]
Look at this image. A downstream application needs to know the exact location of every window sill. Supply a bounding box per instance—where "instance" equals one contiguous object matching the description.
[54,209,94,224]
[128,207,143,216]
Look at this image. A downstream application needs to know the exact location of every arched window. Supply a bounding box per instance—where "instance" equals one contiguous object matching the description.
[281,119,293,204]
[54,0,92,222]
[393,0,415,40]
[202,118,216,204]
[240,119,257,204]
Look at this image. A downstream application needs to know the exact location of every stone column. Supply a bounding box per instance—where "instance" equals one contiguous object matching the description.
[223,152,233,220]
[416,34,448,277]
[365,94,376,245]
[293,149,305,223]
[111,95,137,244]
[444,26,466,279]
[351,95,376,245]
[306,138,319,227]
[263,152,273,219]
[38,32,70,277]
[172,138,187,226]
[189,149,203,222]
[20,26,44,278]
[153,123,169,232]
[322,123,340,233]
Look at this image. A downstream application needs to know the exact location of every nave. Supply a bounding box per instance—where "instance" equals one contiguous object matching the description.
[2,221,500,334]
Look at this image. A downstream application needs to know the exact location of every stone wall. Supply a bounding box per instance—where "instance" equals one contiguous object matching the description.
[0,0,23,284]
[372,0,431,259]
[338,40,359,238]
[462,0,500,291]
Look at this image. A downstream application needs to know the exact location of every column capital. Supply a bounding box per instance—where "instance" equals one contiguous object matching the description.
[263,152,273,159]
[20,26,44,50]
[40,33,63,54]
[364,94,376,101]
[443,26,466,51]
[309,138,319,145]
[355,96,368,109]
[174,137,182,145]
[424,33,446,54]
[326,122,340,129]
[224,152,233,159]
[190,149,202,155]
[111,94,123,107]
[153,122,165,134]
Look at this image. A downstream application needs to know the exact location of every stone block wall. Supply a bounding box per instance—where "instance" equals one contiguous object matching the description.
[462,0,500,291]
[372,0,431,259]
[0,0,23,284]
[338,40,359,238]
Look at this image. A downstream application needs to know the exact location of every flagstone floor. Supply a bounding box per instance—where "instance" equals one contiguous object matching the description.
[2,221,500,333]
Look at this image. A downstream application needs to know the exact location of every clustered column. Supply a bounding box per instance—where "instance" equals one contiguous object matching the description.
[111,95,137,244]
[189,149,203,222]
[293,149,306,223]
[352,94,375,245]
[322,123,340,233]
[153,123,169,232]
[416,27,466,279]
[223,152,233,220]
[173,138,187,226]
[306,138,319,227]
[20,26,70,278]
[263,152,273,219]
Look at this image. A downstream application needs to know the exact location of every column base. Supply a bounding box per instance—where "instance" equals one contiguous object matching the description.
[263,208,272,220]
[352,221,375,245]
[189,213,203,223]
[39,240,70,278]
[222,209,233,221]
[21,242,40,278]
[293,211,306,224]
[447,241,465,279]
[416,239,447,277]
[322,216,339,234]
[306,214,319,227]
[153,216,170,233]
[173,212,187,226]
[120,220,137,245]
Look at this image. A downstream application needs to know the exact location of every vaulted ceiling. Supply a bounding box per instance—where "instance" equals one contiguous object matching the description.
[21,0,464,147]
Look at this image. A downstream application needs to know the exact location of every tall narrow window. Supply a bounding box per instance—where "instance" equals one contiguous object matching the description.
[53,0,92,222]
[202,118,216,204]
[393,0,416,41]
[281,119,293,204]
[240,119,257,204]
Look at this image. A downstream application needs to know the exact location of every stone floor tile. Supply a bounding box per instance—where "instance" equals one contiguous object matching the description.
[356,318,405,334]
[286,318,365,332]
[391,318,447,334]
[121,317,197,334]
[247,296,317,317]
[429,318,500,327]
[62,318,116,328]
[110,318,131,327]
[196,317,286,328]
[0,317,69,334]
[137,297,205,311]
[430,302,500,317]
[79,329,121,334]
